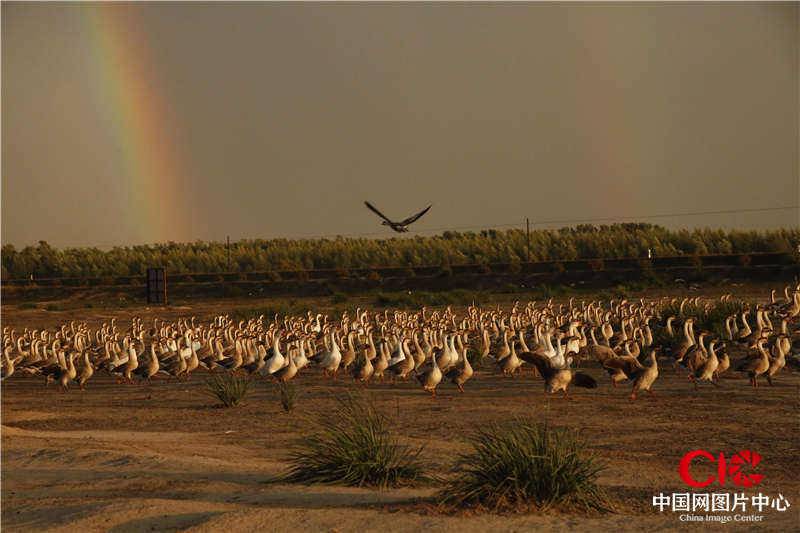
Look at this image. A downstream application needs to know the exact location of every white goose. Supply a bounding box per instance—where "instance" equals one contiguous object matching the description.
[263,334,286,376]
[319,329,342,378]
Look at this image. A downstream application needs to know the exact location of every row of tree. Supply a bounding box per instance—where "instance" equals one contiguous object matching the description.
[2,224,797,280]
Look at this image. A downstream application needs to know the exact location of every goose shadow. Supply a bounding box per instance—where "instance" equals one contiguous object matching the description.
[107,511,223,532]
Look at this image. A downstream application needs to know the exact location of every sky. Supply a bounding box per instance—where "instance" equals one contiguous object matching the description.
[2,2,798,250]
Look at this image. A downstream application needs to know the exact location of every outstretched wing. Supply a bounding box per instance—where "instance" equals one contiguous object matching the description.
[573,372,598,389]
[603,356,643,376]
[400,205,431,226]
[517,350,554,378]
[364,201,395,224]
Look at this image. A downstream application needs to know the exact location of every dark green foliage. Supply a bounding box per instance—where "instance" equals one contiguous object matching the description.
[17,302,37,310]
[375,289,484,309]
[466,346,484,368]
[330,290,349,304]
[228,303,307,323]
[277,394,427,488]
[205,373,250,407]
[3,226,796,279]
[660,298,753,340]
[437,422,611,512]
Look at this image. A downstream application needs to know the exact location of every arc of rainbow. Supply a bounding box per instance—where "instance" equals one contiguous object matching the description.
[81,5,189,244]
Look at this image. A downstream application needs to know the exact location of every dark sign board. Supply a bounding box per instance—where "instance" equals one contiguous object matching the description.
[146,268,167,304]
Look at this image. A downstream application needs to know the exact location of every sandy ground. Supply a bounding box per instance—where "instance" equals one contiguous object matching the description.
[2,284,799,532]
[3,358,799,532]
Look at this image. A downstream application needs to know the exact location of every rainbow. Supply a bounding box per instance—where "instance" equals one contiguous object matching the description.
[81,4,190,244]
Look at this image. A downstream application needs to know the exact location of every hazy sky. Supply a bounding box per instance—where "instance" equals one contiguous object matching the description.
[2,2,798,249]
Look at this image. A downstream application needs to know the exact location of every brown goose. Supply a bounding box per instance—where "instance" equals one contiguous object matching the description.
[630,349,660,399]
[735,338,770,387]
[372,339,390,382]
[576,327,615,365]
[132,343,161,385]
[680,332,710,373]
[521,351,597,398]
[76,351,95,390]
[444,347,473,392]
[671,318,695,368]
[498,338,522,376]
[1,347,18,381]
[691,339,720,387]
[765,337,787,386]
[350,348,374,386]
[389,338,415,380]
[273,342,298,383]
[340,331,356,372]
[714,343,730,381]
[415,352,442,398]
[602,348,644,388]
[54,351,78,392]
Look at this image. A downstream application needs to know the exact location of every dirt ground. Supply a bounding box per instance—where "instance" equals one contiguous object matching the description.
[2,285,799,532]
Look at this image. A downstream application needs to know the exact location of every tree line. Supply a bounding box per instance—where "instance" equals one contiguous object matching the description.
[2,224,798,280]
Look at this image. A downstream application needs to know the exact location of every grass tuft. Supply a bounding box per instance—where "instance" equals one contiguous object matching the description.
[277,394,428,488]
[205,372,250,407]
[660,298,753,340]
[437,421,612,512]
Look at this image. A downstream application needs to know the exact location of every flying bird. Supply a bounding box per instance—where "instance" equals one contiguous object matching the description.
[364,201,431,233]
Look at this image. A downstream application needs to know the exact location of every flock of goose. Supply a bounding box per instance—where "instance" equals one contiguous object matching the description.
[2,285,798,399]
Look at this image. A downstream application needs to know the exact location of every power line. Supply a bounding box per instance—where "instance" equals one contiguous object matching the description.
[408,204,800,235]
[23,204,800,250]
[523,205,800,228]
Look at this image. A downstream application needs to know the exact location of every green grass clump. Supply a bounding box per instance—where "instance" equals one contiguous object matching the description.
[660,298,753,340]
[278,394,427,488]
[437,422,611,512]
[205,372,250,407]
[278,382,297,412]
[228,303,307,323]
[17,302,38,310]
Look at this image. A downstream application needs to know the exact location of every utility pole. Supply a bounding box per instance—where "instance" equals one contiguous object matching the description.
[526,218,530,263]
[227,236,231,271]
